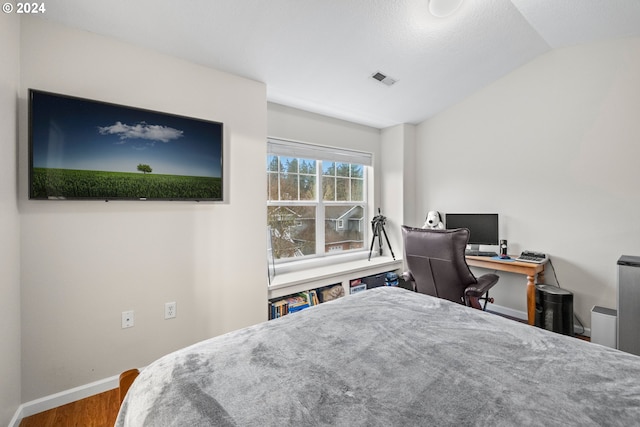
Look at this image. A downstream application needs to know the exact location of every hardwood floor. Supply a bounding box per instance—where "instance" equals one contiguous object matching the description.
[20,389,120,427]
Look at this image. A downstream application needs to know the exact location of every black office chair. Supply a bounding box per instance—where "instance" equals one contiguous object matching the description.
[401,226,499,309]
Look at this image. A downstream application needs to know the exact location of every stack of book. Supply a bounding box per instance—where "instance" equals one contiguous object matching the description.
[269,290,320,319]
[300,289,320,307]
[270,299,289,319]
[285,295,309,313]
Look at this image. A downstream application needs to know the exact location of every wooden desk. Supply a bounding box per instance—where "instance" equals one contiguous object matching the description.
[465,255,548,325]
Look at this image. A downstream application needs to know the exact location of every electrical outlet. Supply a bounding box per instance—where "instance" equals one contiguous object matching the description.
[122,310,134,328]
[165,302,177,319]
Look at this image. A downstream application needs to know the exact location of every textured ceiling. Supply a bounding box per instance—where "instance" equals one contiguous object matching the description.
[40,0,640,129]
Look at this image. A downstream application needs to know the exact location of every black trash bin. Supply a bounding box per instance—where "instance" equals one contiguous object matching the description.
[535,284,574,336]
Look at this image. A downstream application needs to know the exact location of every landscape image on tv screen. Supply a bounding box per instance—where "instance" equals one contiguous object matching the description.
[29,89,223,201]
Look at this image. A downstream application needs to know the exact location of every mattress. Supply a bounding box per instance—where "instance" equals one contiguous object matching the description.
[116,287,640,426]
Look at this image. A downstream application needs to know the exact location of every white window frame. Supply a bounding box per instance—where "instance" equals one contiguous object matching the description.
[267,138,373,272]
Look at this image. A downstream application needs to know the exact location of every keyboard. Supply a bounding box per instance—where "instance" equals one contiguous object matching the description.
[465,250,499,257]
[516,251,547,263]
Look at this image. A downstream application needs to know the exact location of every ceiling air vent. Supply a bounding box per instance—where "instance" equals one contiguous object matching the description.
[371,71,397,86]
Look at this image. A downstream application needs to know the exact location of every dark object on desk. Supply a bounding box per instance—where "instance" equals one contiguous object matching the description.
[465,250,498,257]
[535,284,574,336]
[499,239,508,257]
[445,213,499,251]
[517,250,548,263]
[401,226,499,310]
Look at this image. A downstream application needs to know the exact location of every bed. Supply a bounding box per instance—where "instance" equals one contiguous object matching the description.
[116,287,640,426]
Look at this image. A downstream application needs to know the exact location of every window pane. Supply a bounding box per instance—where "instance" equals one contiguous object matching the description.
[350,164,363,178]
[279,173,298,200]
[298,159,316,174]
[268,205,316,259]
[280,157,297,174]
[322,176,335,201]
[268,156,317,201]
[267,172,278,200]
[336,162,350,177]
[324,205,365,253]
[267,155,279,172]
[351,178,363,201]
[299,175,316,200]
[336,177,349,201]
[322,162,335,176]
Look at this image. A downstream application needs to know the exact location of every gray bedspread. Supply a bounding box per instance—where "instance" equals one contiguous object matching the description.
[116,287,640,426]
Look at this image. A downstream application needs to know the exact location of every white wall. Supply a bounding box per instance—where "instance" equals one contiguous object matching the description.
[19,16,267,401]
[267,102,381,167]
[0,11,22,427]
[381,124,417,255]
[415,37,640,329]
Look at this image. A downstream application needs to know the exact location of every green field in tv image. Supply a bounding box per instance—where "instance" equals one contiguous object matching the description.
[31,168,222,200]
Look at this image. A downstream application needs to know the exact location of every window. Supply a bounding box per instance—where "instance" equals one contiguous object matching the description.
[267,138,371,263]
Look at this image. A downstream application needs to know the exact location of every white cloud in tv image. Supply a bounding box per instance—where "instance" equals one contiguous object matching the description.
[98,121,184,145]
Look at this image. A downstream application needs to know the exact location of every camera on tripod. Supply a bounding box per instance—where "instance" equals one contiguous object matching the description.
[368,208,395,261]
[371,213,386,228]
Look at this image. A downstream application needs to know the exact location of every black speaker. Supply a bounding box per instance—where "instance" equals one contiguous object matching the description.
[535,284,574,336]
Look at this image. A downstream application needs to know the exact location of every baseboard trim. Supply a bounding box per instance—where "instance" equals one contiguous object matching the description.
[486,304,527,321]
[8,408,22,427]
[9,374,120,427]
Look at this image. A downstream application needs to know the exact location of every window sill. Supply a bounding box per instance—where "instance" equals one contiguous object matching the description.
[268,256,403,299]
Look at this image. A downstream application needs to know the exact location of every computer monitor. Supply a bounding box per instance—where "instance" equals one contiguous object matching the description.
[445,213,499,251]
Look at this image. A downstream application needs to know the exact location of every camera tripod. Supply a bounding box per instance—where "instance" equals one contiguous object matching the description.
[368,208,395,261]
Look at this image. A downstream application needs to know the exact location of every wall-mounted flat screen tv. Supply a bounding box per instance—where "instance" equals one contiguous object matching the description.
[29,89,223,201]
